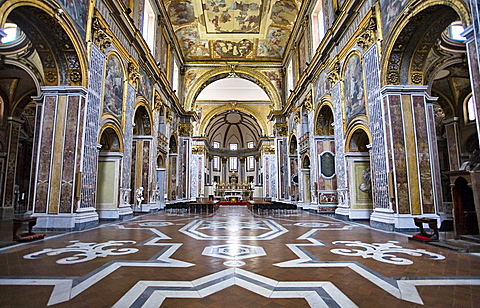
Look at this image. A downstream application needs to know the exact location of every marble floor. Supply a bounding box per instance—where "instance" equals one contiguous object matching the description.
[0,206,479,307]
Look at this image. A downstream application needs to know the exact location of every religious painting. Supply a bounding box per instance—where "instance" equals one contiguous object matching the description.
[214,39,253,57]
[298,33,307,74]
[58,0,89,38]
[354,161,372,203]
[203,0,261,33]
[380,0,409,38]
[168,0,196,25]
[343,54,366,123]
[176,28,210,58]
[137,67,153,102]
[103,54,124,118]
[257,27,289,57]
[314,69,330,103]
[271,0,298,26]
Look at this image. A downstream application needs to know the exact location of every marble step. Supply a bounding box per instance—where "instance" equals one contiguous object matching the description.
[445,238,480,252]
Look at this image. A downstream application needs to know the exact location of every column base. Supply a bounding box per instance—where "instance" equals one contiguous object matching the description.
[33,211,99,232]
[370,211,440,232]
[98,206,133,221]
[0,207,14,219]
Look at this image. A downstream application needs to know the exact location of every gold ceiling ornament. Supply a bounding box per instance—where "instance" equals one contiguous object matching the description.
[356,16,377,51]
[92,17,112,53]
[128,62,140,89]
[178,122,193,137]
[387,71,400,84]
[274,122,288,137]
[327,62,341,86]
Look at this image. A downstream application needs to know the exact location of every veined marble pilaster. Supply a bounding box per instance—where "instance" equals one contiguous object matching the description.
[332,83,347,208]
[2,118,23,214]
[121,84,135,207]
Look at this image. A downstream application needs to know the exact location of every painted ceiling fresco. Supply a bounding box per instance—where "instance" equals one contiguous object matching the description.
[163,0,301,61]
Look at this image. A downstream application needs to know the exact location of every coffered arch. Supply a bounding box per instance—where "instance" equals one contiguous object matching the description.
[185,66,282,111]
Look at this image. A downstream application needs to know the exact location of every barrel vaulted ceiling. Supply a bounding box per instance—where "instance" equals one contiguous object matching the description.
[162,0,302,62]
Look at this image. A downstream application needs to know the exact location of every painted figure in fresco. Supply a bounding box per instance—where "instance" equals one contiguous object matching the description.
[344,55,365,123]
[271,0,297,25]
[359,168,372,195]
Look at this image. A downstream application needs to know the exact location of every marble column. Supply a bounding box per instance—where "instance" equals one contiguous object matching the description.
[0,117,23,218]
[443,117,462,171]
[463,22,480,149]
[32,86,92,231]
[378,85,440,230]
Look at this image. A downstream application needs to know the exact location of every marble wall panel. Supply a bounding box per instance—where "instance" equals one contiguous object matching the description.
[122,85,135,191]
[60,96,81,213]
[413,96,434,213]
[81,45,105,209]
[332,83,347,205]
[388,95,410,214]
[130,141,137,202]
[383,96,396,212]
[427,104,443,213]
[35,95,56,213]
[169,156,178,199]
[3,121,21,208]
[445,124,459,171]
[365,45,390,210]
[142,140,150,202]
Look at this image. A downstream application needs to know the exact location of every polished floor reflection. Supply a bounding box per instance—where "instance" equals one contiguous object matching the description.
[1,206,480,307]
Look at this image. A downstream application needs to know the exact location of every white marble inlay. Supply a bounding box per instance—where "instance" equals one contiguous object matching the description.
[203,244,266,260]
[330,241,445,265]
[23,241,138,264]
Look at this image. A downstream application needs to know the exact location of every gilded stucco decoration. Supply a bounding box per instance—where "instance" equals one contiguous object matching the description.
[356,15,377,51]
[178,122,193,137]
[154,92,164,111]
[92,17,112,53]
[327,62,340,86]
[128,62,140,89]
[303,91,313,113]
[274,122,288,137]
[163,0,301,61]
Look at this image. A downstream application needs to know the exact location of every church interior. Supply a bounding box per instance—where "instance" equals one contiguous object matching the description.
[1,0,480,306]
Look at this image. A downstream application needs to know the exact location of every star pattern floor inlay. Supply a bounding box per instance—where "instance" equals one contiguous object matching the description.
[1,206,480,307]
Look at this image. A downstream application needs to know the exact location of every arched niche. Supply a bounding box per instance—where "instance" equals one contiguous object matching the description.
[133,105,152,136]
[99,126,123,152]
[0,3,87,86]
[382,1,471,86]
[169,135,178,154]
[314,103,334,136]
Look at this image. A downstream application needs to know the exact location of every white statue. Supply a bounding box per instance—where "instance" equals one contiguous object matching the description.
[135,187,144,206]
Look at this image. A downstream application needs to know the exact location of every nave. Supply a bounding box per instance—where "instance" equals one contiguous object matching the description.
[0,206,479,307]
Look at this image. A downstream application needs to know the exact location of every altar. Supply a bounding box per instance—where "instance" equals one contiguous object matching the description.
[224,191,243,202]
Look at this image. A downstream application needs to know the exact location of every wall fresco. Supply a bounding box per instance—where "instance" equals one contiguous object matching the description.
[138,67,153,102]
[343,54,366,124]
[58,0,88,38]
[103,55,124,119]
[203,0,260,33]
[214,39,253,57]
[380,0,410,39]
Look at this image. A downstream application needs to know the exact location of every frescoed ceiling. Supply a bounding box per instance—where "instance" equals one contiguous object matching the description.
[162,0,302,61]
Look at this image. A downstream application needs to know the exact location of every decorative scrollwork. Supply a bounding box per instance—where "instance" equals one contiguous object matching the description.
[330,240,445,265]
[24,240,138,264]
[92,17,112,53]
[327,62,340,86]
[128,62,140,88]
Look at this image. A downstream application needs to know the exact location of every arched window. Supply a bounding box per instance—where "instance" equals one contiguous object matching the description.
[1,23,20,44]
[466,94,476,123]
[311,0,325,51]
[447,21,466,41]
[142,0,156,51]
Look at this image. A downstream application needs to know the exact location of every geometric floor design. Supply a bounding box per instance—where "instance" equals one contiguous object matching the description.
[1,206,480,307]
